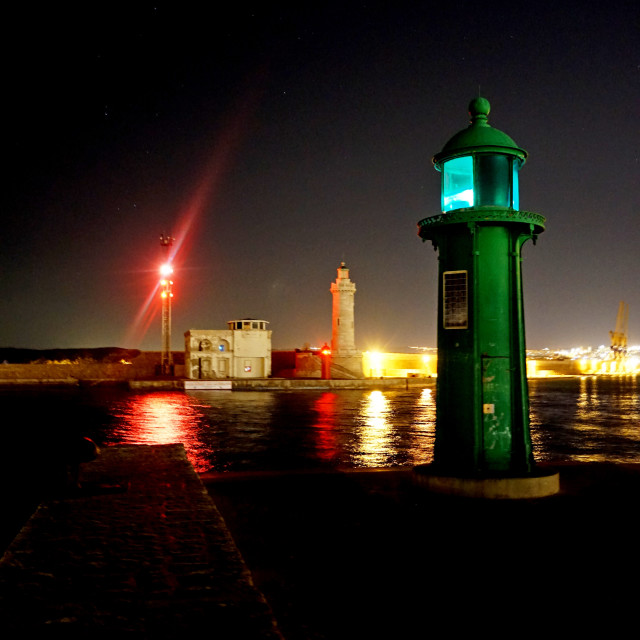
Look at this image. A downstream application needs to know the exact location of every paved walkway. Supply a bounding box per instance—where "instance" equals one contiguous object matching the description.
[0,445,282,638]
[205,462,640,638]
[3,446,640,638]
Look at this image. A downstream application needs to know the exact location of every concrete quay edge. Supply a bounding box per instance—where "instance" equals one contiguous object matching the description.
[1,376,433,390]
[136,377,433,390]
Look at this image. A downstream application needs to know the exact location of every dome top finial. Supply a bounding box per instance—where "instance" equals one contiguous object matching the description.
[468,96,490,124]
[433,96,527,165]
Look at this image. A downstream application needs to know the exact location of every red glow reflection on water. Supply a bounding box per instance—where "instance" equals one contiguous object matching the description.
[111,391,210,472]
[312,392,340,461]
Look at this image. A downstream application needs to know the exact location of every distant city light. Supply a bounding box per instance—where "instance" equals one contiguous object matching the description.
[363,346,639,378]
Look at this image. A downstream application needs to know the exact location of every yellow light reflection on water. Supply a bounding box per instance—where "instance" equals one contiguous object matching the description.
[352,390,392,467]
[414,387,436,465]
[417,387,434,410]
[363,390,388,430]
[573,376,609,462]
[576,376,599,420]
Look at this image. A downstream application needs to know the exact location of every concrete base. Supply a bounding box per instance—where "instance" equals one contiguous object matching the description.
[413,464,560,499]
[330,354,364,379]
[184,380,233,390]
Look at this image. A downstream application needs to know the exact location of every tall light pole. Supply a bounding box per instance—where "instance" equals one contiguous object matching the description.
[160,234,174,375]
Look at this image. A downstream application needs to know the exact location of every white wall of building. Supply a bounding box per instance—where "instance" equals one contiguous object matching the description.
[185,320,271,379]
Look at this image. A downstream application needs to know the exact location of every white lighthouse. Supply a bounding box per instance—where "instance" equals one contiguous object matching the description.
[330,262,363,378]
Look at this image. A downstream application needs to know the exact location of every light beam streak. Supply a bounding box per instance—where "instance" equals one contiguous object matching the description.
[123,74,266,348]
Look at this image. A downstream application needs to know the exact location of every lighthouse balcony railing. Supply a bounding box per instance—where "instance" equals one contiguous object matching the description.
[418,208,545,232]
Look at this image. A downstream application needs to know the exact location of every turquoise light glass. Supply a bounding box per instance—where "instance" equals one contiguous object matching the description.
[512,163,520,209]
[442,156,473,212]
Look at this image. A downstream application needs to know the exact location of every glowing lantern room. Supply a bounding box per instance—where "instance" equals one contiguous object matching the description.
[435,97,524,213]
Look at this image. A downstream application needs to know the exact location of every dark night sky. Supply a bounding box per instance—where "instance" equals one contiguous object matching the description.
[2,1,638,352]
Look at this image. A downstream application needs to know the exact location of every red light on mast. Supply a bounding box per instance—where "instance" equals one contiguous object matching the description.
[320,343,331,379]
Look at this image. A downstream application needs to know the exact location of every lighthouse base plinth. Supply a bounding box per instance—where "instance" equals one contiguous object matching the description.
[413,464,559,499]
[330,353,363,379]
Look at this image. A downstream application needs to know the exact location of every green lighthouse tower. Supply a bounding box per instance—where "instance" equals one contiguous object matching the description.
[416,97,558,497]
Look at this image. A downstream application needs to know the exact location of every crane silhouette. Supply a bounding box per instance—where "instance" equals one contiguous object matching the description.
[609,301,629,360]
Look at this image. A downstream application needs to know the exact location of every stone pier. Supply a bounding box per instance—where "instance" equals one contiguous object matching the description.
[0,445,282,637]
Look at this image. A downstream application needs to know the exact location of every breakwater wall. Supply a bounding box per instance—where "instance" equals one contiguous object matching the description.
[0,352,185,385]
[0,363,142,384]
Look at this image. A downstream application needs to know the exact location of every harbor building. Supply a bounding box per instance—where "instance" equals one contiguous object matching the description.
[185,320,271,379]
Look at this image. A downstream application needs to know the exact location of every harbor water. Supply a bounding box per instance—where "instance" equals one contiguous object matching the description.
[3,375,638,474]
[103,375,640,470]
[1,375,638,550]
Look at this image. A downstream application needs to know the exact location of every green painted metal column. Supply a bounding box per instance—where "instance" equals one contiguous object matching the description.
[418,97,545,476]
